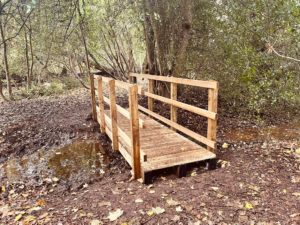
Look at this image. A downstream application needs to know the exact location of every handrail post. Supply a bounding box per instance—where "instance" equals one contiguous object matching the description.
[108,79,119,151]
[97,77,106,133]
[207,83,218,153]
[90,74,97,121]
[148,79,154,111]
[129,84,141,179]
[170,82,177,131]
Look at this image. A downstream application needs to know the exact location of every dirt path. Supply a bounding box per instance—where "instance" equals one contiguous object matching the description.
[0,89,299,224]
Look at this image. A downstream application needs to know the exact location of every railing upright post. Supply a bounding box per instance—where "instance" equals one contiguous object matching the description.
[129,84,141,179]
[90,74,97,121]
[170,82,177,131]
[207,82,218,153]
[108,79,119,151]
[148,79,154,111]
[97,77,106,133]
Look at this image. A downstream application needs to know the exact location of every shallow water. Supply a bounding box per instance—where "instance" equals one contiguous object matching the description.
[0,141,111,186]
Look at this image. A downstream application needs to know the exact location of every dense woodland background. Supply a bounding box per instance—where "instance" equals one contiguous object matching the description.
[0,0,299,117]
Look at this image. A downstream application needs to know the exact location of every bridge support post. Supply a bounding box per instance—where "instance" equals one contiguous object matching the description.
[129,84,141,179]
[108,79,119,151]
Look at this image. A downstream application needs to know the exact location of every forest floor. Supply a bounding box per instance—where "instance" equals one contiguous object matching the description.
[0,88,299,225]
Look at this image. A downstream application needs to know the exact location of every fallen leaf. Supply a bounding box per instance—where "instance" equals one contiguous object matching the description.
[90,219,101,225]
[191,171,197,177]
[23,215,36,225]
[135,198,143,203]
[149,190,155,194]
[292,192,300,197]
[222,143,229,149]
[176,206,183,212]
[210,187,219,191]
[244,202,253,209]
[37,199,46,207]
[15,214,23,221]
[152,207,165,215]
[167,198,180,206]
[147,210,154,216]
[98,201,111,207]
[52,177,59,182]
[107,209,123,221]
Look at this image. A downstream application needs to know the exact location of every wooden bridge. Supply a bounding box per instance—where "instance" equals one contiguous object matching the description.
[90,73,218,183]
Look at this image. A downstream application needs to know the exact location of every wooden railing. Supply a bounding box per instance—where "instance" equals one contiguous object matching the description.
[129,73,218,152]
[90,73,218,179]
[93,75,143,179]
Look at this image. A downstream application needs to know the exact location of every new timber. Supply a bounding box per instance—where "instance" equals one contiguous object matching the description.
[91,73,219,182]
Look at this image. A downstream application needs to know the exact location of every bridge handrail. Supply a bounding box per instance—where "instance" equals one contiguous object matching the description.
[129,73,218,152]
[93,75,142,179]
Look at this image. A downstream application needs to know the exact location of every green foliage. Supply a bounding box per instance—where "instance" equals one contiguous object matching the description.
[16,77,83,99]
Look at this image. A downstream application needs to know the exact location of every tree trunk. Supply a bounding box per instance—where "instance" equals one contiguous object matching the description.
[0,16,12,99]
[143,2,158,75]
[25,29,31,90]
[29,18,34,88]
[172,0,192,77]
[0,80,8,101]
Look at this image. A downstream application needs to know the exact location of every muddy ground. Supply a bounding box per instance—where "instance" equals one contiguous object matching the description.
[0,88,299,225]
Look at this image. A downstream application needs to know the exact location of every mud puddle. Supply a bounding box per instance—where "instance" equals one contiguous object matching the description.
[0,140,111,188]
[224,121,300,143]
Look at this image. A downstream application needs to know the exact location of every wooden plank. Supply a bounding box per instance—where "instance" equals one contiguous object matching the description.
[102,96,144,128]
[90,75,97,121]
[97,78,106,133]
[143,143,201,157]
[130,73,218,89]
[170,82,177,131]
[138,105,216,149]
[139,91,217,120]
[148,79,154,111]
[105,126,132,167]
[143,148,216,172]
[207,84,218,153]
[129,84,142,179]
[119,145,133,167]
[108,79,119,151]
[104,114,131,148]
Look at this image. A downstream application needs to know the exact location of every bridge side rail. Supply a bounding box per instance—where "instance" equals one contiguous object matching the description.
[129,73,218,153]
[92,75,142,179]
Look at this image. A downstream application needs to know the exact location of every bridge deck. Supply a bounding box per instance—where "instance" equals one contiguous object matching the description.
[105,110,216,174]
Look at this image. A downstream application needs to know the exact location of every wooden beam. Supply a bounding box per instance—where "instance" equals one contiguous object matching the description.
[130,73,218,89]
[207,83,218,153]
[90,75,97,121]
[170,82,177,131]
[108,79,119,151]
[148,79,154,111]
[138,90,217,120]
[97,78,106,133]
[138,105,216,149]
[129,84,142,179]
